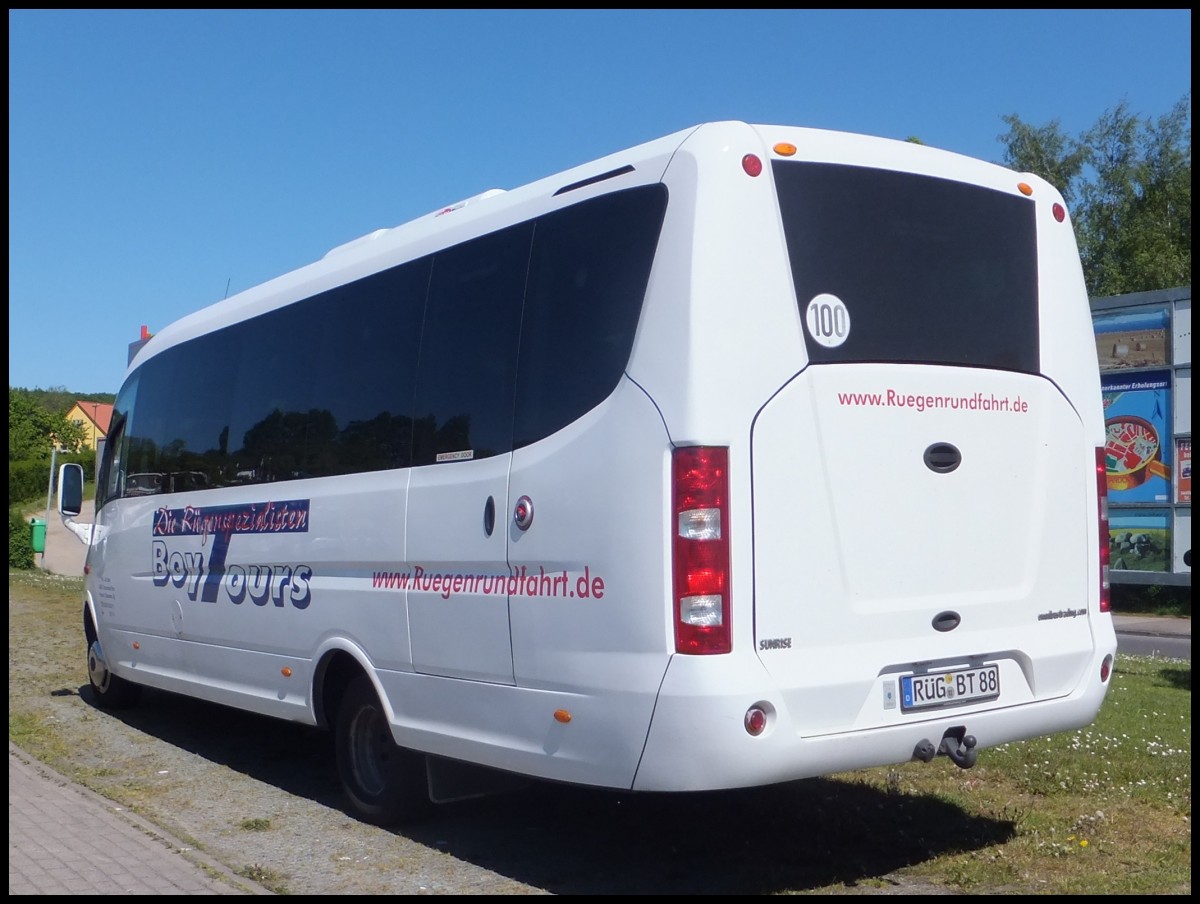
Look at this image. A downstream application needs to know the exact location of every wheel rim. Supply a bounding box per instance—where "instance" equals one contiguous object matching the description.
[87,640,111,694]
[348,703,392,797]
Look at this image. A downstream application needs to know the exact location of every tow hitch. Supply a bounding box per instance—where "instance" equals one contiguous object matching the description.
[912,727,978,769]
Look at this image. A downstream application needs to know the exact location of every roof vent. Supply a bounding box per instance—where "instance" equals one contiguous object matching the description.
[322,228,390,259]
[429,188,506,218]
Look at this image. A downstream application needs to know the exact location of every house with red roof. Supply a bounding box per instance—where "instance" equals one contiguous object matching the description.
[65,400,114,451]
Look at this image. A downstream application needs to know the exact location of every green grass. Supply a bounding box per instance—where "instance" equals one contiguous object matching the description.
[6,569,1191,894]
[825,652,1190,894]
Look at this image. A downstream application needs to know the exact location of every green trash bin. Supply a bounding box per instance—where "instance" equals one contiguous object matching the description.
[30,518,46,554]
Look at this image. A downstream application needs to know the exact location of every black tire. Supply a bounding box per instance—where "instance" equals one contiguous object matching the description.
[87,638,142,709]
[335,675,431,826]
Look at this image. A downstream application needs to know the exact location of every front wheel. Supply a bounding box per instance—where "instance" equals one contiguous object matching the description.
[335,675,431,826]
[87,638,142,709]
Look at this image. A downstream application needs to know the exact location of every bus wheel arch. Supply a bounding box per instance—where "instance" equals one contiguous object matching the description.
[333,673,432,826]
[313,648,364,731]
[82,606,141,710]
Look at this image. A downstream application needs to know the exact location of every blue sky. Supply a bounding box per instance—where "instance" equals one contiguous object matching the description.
[9,9,1191,395]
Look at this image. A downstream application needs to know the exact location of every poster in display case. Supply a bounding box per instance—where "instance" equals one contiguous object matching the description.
[1108,509,1171,573]
[1093,306,1170,369]
[1101,369,1173,504]
[1091,287,1190,583]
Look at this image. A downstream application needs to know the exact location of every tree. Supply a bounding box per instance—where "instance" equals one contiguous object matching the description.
[8,389,87,460]
[996,114,1089,208]
[997,95,1191,296]
[15,386,115,416]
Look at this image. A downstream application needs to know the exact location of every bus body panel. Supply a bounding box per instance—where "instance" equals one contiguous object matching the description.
[625,122,806,445]
[508,377,675,692]
[626,122,1113,789]
[77,120,1116,809]
[374,657,670,789]
[750,365,1099,737]
[407,456,515,684]
[94,470,413,716]
[92,624,317,721]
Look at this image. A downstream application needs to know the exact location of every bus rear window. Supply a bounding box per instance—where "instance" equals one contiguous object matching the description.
[773,160,1040,374]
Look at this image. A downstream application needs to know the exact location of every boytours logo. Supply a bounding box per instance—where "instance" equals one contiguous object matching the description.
[152,500,313,608]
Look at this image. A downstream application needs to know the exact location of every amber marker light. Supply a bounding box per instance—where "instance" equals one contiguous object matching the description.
[773,142,797,156]
[1017,182,1034,196]
[132,641,140,650]
[281,667,293,678]
[554,709,572,724]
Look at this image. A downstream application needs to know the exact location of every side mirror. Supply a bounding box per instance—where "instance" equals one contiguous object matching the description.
[58,463,85,517]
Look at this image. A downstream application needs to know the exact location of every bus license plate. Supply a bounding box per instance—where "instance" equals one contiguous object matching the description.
[900,665,1000,712]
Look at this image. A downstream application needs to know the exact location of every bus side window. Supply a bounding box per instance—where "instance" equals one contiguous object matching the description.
[515,185,667,448]
[412,223,532,466]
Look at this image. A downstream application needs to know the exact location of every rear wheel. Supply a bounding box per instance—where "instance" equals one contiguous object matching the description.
[335,675,431,826]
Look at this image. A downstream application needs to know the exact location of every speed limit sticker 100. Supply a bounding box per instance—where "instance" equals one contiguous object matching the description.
[806,293,851,348]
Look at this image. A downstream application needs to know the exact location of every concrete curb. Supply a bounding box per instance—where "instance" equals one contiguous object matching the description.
[9,741,274,895]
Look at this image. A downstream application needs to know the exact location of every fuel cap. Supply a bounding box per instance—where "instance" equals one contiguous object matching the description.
[513,495,534,530]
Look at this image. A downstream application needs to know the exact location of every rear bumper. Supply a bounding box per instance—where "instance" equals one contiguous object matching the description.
[632,639,1116,792]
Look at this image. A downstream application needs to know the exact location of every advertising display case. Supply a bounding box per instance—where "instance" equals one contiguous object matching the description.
[1092,286,1191,585]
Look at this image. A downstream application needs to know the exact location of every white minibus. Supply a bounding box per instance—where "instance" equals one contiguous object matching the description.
[58,121,1117,825]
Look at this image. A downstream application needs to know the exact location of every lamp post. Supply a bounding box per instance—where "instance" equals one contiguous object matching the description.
[43,440,58,564]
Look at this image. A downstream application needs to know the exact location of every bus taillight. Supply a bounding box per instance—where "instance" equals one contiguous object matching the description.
[1096,447,1111,613]
[672,446,731,654]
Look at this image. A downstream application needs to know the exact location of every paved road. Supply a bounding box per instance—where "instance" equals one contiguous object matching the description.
[35,499,93,577]
[1114,614,1191,659]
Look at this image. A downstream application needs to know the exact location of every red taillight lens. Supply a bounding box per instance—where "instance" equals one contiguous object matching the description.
[744,706,767,736]
[1095,447,1111,613]
[672,446,731,654]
